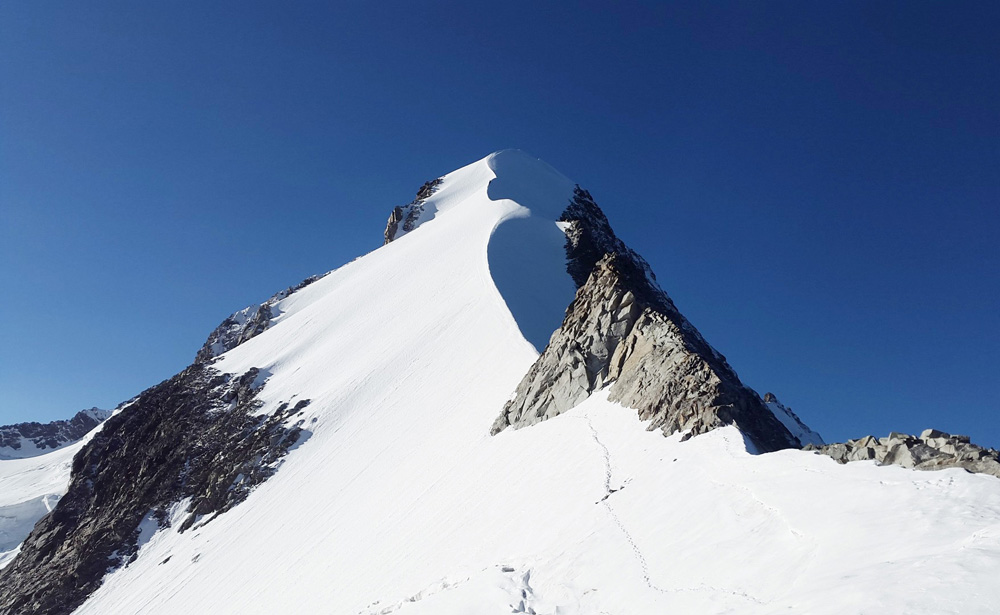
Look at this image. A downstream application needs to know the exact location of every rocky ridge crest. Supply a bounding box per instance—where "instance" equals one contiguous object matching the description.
[384,178,443,244]
[491,187,805,453]
[195,274,323,364]
[807,429,1000,478]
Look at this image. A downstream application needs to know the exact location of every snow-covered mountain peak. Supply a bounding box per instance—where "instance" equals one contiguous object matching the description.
[3,152,1000,615]
[384,149,575,245]
[208,151,817,452]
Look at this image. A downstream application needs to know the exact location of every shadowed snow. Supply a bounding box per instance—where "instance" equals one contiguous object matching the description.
[485,150,578,352]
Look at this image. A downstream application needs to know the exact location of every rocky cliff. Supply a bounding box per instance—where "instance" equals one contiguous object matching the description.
[491,187,805,453]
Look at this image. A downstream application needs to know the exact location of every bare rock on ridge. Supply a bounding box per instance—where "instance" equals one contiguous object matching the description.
[806,430,1000,478]
[492,187,805,453]
[384,177,443,244]
[195,274,324,364]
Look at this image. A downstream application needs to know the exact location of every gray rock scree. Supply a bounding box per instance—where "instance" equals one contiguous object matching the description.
[806,429,1000,478]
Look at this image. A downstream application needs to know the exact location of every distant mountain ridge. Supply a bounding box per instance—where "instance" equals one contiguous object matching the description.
[0,409,111,460]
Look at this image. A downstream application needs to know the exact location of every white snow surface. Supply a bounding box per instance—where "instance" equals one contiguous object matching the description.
[0,441,83,568]
[64,150,1000,614]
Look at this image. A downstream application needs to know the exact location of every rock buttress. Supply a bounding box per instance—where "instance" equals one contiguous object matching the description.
[492,187,803,453]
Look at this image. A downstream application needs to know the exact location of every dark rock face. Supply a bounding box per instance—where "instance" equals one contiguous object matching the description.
[384,178,443,244]
[559,186,655,287]
[806,430,1000,478]
[0,409,111,460]
[195,274,323,364]
[491,187,804,453]
[0,364,309,615]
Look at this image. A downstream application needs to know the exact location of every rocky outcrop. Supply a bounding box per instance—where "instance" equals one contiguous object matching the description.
[491,187,807,453]
[806,429,1000,478]
[384,178,443,244]
[0,364,309,615]
[0,409,112,460]
[195,274,323,364]
[558,186,655,287]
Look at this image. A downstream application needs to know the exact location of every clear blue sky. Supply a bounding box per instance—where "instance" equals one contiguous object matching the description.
[1,1,998,447]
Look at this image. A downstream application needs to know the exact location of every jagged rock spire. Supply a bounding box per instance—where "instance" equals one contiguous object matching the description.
[492,187,806,453]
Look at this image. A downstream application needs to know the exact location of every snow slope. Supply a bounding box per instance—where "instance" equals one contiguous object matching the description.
[67,150,1000,614]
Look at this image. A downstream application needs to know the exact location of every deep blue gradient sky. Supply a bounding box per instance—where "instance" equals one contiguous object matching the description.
[2,2,998,447]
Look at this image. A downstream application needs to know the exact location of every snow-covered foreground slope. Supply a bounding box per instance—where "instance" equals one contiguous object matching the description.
[79,390,1000,614]
[61,151,1000,614]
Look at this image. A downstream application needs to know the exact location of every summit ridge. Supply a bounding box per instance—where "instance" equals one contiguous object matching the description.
[1,151,998,614]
